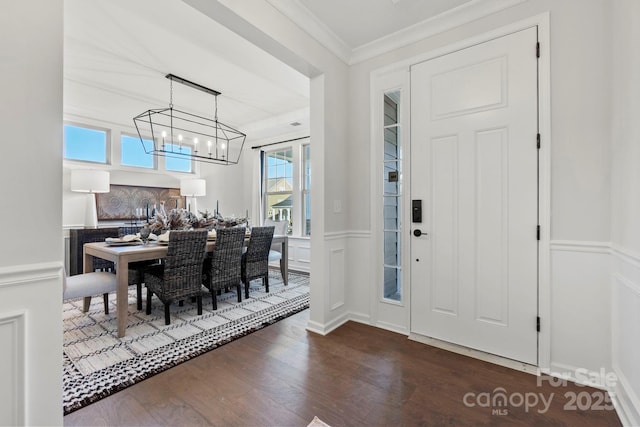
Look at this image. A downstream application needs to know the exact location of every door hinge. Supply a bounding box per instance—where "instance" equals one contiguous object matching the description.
[537,133,541,149]
[536,225,541,240]
[536,316,541,332]
[536,42,540,58]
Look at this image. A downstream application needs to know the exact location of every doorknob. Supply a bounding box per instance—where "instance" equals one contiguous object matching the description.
[413,229,427,237]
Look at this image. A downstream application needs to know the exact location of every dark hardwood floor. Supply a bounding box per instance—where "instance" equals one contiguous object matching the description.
[64,309,622,426]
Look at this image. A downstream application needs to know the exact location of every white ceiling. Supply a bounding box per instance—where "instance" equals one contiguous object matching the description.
[64,0,311,143]
[297,0,473,49]
[64,0,521,143]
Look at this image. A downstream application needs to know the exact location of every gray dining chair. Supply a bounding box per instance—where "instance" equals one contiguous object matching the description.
[203,227,245,310]
[241,226,274,299]
[143,230,208,325]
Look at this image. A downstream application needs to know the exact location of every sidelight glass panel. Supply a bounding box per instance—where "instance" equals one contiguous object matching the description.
[382,91,402,302]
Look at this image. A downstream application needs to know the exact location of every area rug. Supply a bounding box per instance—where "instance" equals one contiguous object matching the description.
[62,270,309,415]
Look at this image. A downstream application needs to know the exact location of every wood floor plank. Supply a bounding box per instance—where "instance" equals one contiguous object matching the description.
[64,309,622,427]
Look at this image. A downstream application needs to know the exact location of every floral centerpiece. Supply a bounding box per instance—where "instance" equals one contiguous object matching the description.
[146,208,248,232]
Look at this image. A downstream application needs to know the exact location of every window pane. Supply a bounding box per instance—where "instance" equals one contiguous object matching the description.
[384,231,401,265]
[121,135,154,168]
[265,148,294,230]
[304,192,311,236]
[383,196,400,230]
[383,266,401,301]
[383,161,400,195]
[266,193,292,224]
[384,127,399,160]
[384,92,399,126]
[64,124,107,163]
[303,145,311,190]
[165,144,192,172]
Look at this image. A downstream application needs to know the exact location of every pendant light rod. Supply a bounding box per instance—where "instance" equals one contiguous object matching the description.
[165,73,221,97]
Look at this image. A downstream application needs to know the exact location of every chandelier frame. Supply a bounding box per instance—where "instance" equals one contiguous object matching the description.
[133,74,246,165]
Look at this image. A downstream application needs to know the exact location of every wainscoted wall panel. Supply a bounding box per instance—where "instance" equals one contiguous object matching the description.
[329,248,345,310]
[0,312,24,426]
[346,232,374,326]
[549,241,611,376]
[307,233,350,335]
[0,263,62,426]
[287,237,311,273]
[611,247,640,426]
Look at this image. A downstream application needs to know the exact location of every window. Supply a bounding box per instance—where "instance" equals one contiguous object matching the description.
[121,134,154,169]
[64,124,108,163]
[302,144,311,236]
[164,144,193,173]
[383,91,402,301]
[264,148,293,232]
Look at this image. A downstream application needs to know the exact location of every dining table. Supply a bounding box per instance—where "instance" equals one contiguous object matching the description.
[83,234,288,337]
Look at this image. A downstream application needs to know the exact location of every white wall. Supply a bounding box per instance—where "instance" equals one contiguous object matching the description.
[0,1,64,425]
[611,0,640,424]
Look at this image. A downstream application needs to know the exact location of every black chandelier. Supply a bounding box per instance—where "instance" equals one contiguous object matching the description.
[133,74,246,165]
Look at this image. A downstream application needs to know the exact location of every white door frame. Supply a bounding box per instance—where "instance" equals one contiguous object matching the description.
[370,12,551,371]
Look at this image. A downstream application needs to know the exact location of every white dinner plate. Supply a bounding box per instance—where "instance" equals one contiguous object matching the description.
[105,241,143,246]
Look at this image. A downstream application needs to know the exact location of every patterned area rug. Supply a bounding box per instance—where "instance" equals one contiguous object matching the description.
[63,270,309,415]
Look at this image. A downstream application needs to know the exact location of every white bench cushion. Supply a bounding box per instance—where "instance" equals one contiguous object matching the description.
[268,249,282,262]
[63,271,117,301]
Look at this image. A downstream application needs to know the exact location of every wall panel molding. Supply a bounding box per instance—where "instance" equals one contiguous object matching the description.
[0,311,25,426]
[329,248,345,310]
[0,261,63,425]
[550,240,611,254]
[0,262,61,289]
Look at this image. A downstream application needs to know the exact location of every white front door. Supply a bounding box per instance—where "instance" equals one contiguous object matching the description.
[410,27,539,365]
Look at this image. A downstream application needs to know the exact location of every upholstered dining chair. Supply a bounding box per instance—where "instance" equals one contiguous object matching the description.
[69,227,150,310]
[241,226,274,299]
[264,219,288,284]
[143,230,208,325]
[203,227,245,310]
[62,268,117,314]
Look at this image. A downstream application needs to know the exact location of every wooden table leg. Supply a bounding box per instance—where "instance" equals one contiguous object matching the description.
[116,260,129,338]
[82,250,93,312]
[280,239,288,285]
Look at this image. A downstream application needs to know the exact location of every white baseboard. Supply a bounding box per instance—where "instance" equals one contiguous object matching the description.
[611,366,640,427]
[305,312,350,336]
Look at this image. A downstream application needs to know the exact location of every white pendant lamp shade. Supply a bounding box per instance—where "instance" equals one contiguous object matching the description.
[181,178,206,214]
[70,170,110,228]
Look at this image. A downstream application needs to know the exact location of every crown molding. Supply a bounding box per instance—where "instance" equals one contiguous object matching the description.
[267,0,527,65]
[265,0,352,64]
[350,0,527,64]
